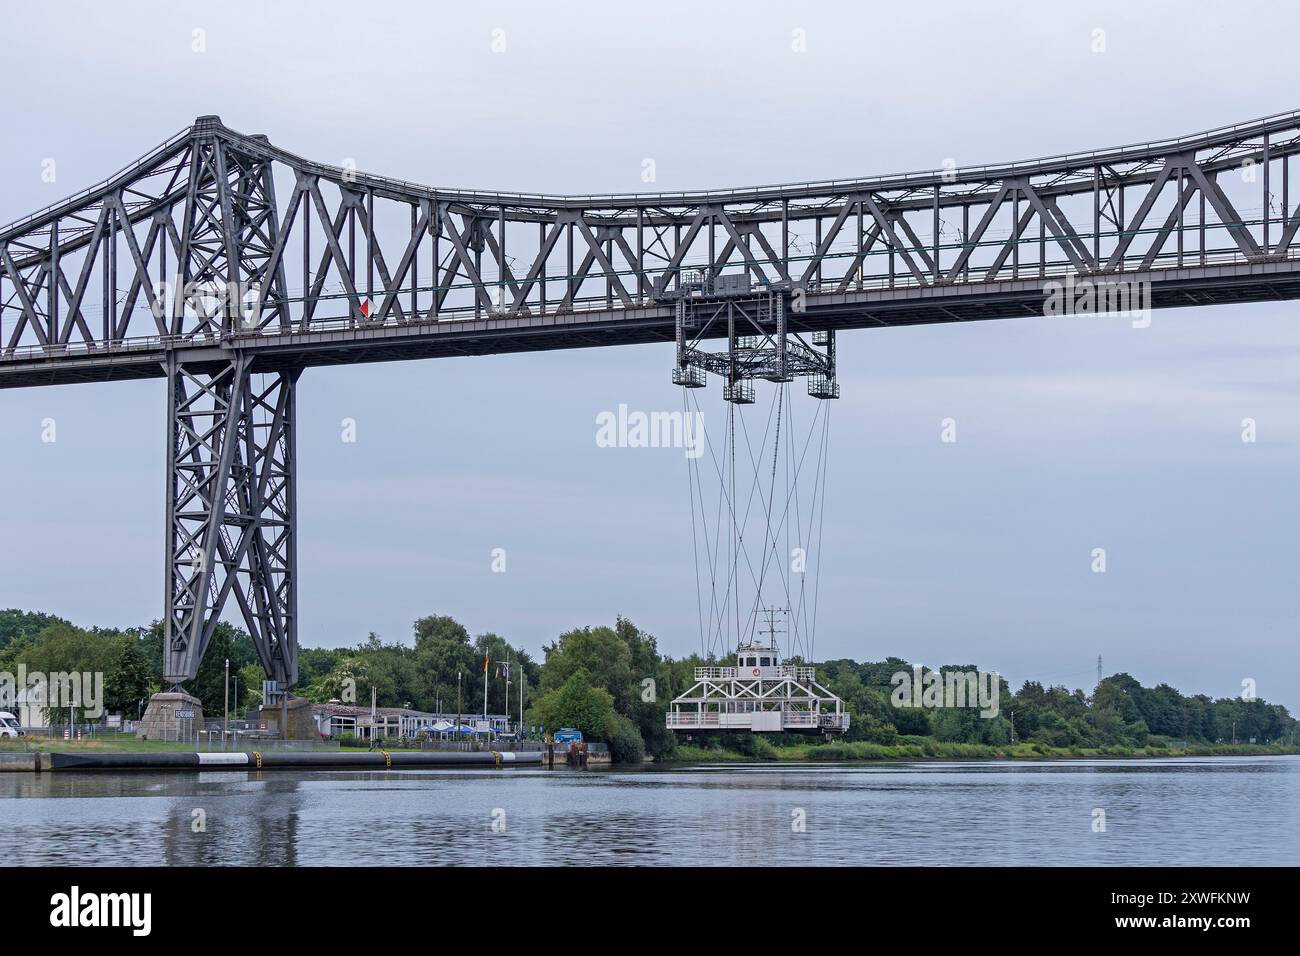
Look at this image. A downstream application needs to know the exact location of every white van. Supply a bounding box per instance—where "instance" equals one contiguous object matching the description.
[0,711,24,737]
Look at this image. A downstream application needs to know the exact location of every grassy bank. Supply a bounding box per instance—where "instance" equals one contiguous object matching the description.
[7,734,1297,763]
[0,736,203,753]
[667,738,1300,763]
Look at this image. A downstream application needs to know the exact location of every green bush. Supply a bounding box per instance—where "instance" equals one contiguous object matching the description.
[531,668,617,743]
[605,714,646,764]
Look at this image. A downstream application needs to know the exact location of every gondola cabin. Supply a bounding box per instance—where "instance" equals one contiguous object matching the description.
[667,640,850,736]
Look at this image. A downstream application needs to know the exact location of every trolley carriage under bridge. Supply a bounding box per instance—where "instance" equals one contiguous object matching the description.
[666,647,851,735]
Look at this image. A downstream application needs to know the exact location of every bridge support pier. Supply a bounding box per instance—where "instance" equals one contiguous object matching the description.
[160,352,300,694]
[137,690,204,742]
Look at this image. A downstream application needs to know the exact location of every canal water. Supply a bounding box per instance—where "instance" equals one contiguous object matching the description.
[2,757,1296,866]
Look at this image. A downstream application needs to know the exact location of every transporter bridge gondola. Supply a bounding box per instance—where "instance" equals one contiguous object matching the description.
[667,630,849,735]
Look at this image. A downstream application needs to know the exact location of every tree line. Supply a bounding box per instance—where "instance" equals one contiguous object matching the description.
[1,608,1293,757]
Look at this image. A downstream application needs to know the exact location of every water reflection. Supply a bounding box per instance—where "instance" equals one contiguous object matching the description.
[2,757,1296,866]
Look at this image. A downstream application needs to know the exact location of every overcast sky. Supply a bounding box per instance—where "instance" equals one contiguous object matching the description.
[1,0,1298,709]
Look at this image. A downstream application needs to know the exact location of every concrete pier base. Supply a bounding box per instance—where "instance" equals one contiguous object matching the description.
[258,696,316,740]
[138,691,205,741]
[0,753,38,772]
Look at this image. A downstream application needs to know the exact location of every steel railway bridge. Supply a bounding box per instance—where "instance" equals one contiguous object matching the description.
[4,111,1300,695]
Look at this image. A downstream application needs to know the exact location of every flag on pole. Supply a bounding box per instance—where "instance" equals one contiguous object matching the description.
[483,652,489,673]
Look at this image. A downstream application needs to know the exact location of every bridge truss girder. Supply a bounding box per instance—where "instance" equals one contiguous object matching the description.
[6,111,1300,387]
